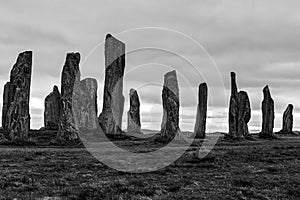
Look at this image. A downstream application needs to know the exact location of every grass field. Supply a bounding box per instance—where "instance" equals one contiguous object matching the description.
[0,133,299,199]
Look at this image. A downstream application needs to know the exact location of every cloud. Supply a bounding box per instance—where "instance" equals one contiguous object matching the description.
[0,0,299,131]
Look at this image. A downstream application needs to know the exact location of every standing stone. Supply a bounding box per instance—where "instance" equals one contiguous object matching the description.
[127,89,142,134]
[228,72,239,138]
[99,34,125,135]
[237,91,251,138]
[44,85,62,130]
[2,51,32,141]
[57,52,81,141]
[160,70,181,142]
[194,83,208,139]
[73,78,98,131]
[260,85,275,138]
[280,104,293,133]
[227,72,252,139]
[2,82,14,130]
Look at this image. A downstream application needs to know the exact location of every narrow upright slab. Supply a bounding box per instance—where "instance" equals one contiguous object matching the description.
[2,51,32,141]
[194,83,208,139]
[280,104,293,133]
[160,70,181,142]
[44,85,62,130]
[127,89,142,134]
[260,85,275,138]
[73,78,98,131]
[99,34,125,135]
[228,72,239,138]
[57,52,81,141]
[237,91,251,137]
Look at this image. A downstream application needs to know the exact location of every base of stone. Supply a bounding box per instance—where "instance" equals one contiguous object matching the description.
[258,133,279,139]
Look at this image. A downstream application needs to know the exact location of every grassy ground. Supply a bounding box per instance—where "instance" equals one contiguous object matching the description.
[0,133,299,200]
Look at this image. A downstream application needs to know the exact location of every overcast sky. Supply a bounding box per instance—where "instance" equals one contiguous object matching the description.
[1,0,300,132]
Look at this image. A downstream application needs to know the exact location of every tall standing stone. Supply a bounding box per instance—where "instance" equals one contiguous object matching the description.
[73,78,98,131]
[57,52,81,141]
[260,85,275,138]
[160,70,181,142]
[2,51,32,141]
[44,85,62,130]
[127,89,142,133]
[228,72,239,138]
[237,91,251,138]
[2,82,14,130]
[194,83,208,139]
[280,104,293,133]
[99,34,125,135]
[227,72,252,139]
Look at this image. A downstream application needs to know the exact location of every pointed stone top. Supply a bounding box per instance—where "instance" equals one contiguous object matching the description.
[53,85,59,92]
[263,85,270,94]
[105,33,124,45]
[165,70,177,78]
[263,85,269,90]
[130,88,137,95]
[15,51,32,65]
[230,72,238,96]
[106,33,112,39]
[263,85,272,99]
[286,104,294,112]
[164,70,178,86]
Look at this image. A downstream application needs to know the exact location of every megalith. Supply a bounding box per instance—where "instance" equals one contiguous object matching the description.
[57,52,81,141]
[98,34,125,135]
[280,104,293,133]
[259,85,275,138]
[127,89,142,134]
[2,51,32,141]
[160,70,181,142]
[73,78,98,131]
[194,83,208,139]
[44,85,62,130]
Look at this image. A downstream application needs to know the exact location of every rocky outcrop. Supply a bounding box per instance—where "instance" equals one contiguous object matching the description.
[228,72,239,138]
[57,52,81,141]
[260,85,275,138]
[44,86,62,130]
[73,78,98,131]
[237,91,251,138]
[194,83,208,139]
[280,104,293,133]
[2,51,32,141]
[160,70,181,142]
[227,72,252,139]
[99,34,125,135]
[127,89,142,134]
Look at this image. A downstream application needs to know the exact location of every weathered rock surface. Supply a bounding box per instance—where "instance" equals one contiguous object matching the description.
[227,72,252,139]
[280,104,293,133]
[73,78,98,131]
[127,89,142,134]
[44,86,62,130]
[160,70,181,142]
[99,34,125,135]
[228,72,239,138]
[57,52,81,141]
[194,83,208,139]
[237,91,251,138]
[260,85,275,138]
[2,51,32,141]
